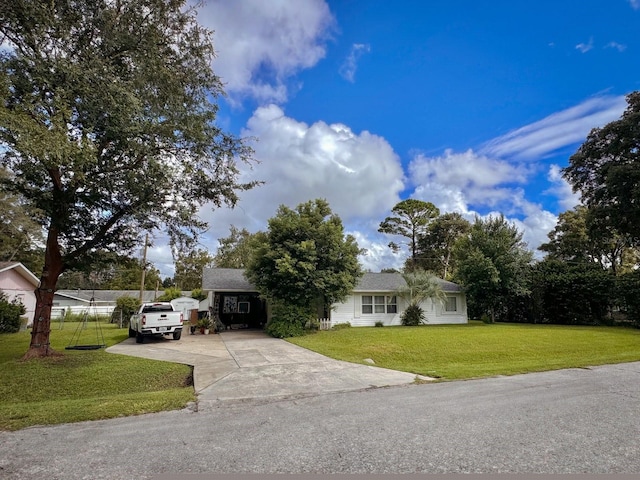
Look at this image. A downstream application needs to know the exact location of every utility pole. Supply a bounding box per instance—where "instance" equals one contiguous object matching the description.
[138,233,149,302]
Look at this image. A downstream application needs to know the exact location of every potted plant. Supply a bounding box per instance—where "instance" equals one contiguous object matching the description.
[197,317,212,334]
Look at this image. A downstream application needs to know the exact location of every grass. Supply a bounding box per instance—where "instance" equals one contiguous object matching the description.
[288,321,640,380]
[0,321,195,431]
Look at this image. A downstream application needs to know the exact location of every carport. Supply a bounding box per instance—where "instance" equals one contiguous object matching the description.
[202,268,268,329]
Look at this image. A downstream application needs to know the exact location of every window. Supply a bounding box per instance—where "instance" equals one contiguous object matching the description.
[238,301,250,313]
[386,296,397,314]
[374,296,385,313]
[362,296,373,314]
[362,295,397,314]
[444,296,457,312]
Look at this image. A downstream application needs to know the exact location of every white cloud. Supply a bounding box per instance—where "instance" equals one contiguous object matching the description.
[481,95,627,160]
[350,230,406,272]
[145,238,177,279]
[194,105,405,267]
[545,164,581,211]
[409,148,530,209]
[406,148,558,255]
[197,0,334,104]
[339,43,371,83]
[576,37,594,53]
[605,41,627,52]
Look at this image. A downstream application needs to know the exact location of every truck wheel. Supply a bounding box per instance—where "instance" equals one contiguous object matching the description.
[135,332,144,344]
[128,326,136,338]
[173,330,182,340]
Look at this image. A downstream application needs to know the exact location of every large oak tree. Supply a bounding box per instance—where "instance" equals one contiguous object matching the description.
[563,91,640,245]
[246,199,362,318]
[0,0,257,357]
[453,215,533,322]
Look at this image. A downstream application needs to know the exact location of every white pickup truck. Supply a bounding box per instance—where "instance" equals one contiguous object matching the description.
[128,302,183,343]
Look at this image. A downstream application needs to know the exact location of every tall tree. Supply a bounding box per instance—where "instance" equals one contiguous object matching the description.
[213,226,259,269]
[563,91,640,245]
[0,168,44,273]
[173,248,214,290]
[378,199,440,271]
[246,199,362,317]
[453,215,533,322]
[0,0,257,358]
[539,205,636,275]
[415,212,471,278]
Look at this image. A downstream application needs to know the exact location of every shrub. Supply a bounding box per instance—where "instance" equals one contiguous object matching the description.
[112,296,141,325]
[0,292,26,333]
[156,287,182,301]
[374,321,384,327]
[265,301,314,338]
[401,304,425,326]
[191,288,207,301]
[331,322,351,330]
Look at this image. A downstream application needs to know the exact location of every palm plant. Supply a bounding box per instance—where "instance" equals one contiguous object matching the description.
[396,270,447,325]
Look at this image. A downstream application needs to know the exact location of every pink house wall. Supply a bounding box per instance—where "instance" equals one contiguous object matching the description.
[0,269,37,327]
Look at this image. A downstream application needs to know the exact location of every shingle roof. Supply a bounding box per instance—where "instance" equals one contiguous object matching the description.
[201,268,257,291]
[355,272,462,293]
[200,269,462,293]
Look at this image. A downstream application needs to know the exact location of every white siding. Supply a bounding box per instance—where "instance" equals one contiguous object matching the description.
[331,292,468,326]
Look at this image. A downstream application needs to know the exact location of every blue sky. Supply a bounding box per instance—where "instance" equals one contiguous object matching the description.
[149,0,640,276]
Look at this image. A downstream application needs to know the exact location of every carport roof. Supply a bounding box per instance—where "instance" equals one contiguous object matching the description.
[202,268,257,292]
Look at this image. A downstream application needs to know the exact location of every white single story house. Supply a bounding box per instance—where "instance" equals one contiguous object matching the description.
[0,262,39,327]
[331,272,467,326]
[201,268,468,327]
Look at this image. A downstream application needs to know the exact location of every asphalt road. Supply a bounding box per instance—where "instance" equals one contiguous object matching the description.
[1,362,639,478]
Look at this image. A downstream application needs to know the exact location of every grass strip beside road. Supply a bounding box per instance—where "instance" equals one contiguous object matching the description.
[0,322,195,431]
[288,322,640,380]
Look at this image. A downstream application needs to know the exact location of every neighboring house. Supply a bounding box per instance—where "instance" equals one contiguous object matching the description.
[201,268,468,328]
[52,289,193,319]
[331,272,468,326]
[0,262,39,327]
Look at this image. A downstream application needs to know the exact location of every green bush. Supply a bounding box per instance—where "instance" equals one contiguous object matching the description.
[331,322,351,330]
[191,288,207,301]
[265,301,313,338]
[0,293,26,333]
[530,260,615,325]
[615,271,640,327]
[374,321,384,327]
[401,304,425,326]
[112,296,141,325]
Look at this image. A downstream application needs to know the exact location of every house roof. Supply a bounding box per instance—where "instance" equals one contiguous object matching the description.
[0,262,40,287]
[202,268,256,292]
[55,290,191,304]
[355,272,462,293]
[201,268,462,294]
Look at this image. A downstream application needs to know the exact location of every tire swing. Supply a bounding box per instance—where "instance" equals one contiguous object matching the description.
[65,296,106,351]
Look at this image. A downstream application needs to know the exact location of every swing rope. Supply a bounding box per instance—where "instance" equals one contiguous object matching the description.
[65,295,106,350]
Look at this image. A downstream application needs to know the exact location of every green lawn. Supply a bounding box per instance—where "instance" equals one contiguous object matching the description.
[0,322,195,431]
[288,322,640,380]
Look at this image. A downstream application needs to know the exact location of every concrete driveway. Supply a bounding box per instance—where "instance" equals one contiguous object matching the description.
[106,329,428,409]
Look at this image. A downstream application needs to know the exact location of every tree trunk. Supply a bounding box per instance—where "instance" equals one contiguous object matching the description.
[23,227,64,359]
